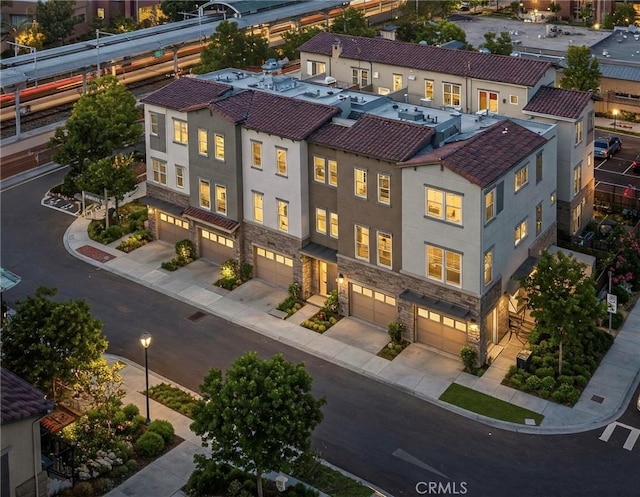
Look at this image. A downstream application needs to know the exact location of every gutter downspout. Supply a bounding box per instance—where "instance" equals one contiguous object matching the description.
[32,416,41,497]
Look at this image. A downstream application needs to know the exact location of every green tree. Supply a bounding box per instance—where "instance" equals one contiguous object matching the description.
[78,154,137,228]
[329,7,376,37]
[190,352,326,497]
[193,20,275,74]
[611,2,637,27]
[397,19,469,48]
[1,17,31,50]
[399,0,458,21]
[559,45,601,91]
[279,25,324,61]
[517,251,606,375]
[71,358,125,412]
[549,1,562,20]
[35,0,79,46]
[1,286,107,399]
[49,75,142,195]
[160,0,198,22]
[479,31,513,55]
[15,20,44,51]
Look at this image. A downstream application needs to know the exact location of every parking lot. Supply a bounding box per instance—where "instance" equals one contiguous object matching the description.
[594,133,640,210]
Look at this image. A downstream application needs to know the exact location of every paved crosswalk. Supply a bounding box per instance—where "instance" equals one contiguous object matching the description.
[599,422,640,451]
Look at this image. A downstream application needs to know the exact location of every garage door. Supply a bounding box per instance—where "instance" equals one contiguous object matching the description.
[200,229,234,264]
[350,283,396,327]
[255,247,293,288]
[416,308,468,355]
[158,212,189,244]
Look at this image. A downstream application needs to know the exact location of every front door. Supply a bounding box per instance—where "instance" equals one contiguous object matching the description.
[319,261,328,296]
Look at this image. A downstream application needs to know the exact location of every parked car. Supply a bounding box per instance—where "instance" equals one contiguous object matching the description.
[632,154,640,173]
[594,136,622,159]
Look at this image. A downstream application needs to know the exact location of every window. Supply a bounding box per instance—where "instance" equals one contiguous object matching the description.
[173,119,188,144]
[215,185,227,215]
[536,202,543,235]
[514,166,528,192]
[573,164,582,195]
[426,187,462,224]
[424,80,434,100]
[97,7,105,19]
[314,156,326,183]
[443,83,461,107]
[485,189,495,222]
[378,173,390,205]
[514,219,527,246]
[175,166,185,188]
[278,200,289,232]
[427,245,461,286]
[509,95,518,105]
[328,160,338,186]
[355,168,367,198]
[377,231,392,268]
[198,128,208,156]
[253,192,263,223]
[214,133,224,160]
[550,191,557,205]
[199,180,211,209]
[484,249,493,285]
[276,147,287,176]
[330,212,339,238]
[316,208,327,234]
[393,73,403,91]
[307,60,326,75]
[152,159,167,185]
[536,152,543,183]
[252,141,262,169]
[478,90,498,113]
[587,152,593,169]
[149,112,159,136]
[352,68,369,87]
[355,225,369,261]
[575,120,583,144]
[572,203,582,234]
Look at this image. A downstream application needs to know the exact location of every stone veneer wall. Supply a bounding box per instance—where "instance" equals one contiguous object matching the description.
[300,254,315,300]
[242,223,304,284]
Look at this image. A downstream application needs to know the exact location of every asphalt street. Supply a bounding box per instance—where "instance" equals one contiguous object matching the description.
[2,169,639,497]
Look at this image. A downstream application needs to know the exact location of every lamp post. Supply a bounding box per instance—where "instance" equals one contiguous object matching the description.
[140,333,152,424]
[612,109,618,131]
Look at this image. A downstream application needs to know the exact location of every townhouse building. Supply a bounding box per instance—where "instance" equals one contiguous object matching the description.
[140,62,567,362]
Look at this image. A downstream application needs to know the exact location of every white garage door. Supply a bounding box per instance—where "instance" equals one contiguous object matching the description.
[199,229,234,264]
[255,247,293,288]
[158,212,189,244]
[416,308,468,355]
[350,283,396,327]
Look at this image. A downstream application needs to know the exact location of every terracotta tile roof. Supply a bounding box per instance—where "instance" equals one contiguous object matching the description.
[523,85,596,119]
[309,113,434,162]
[210,90,339,140]
[1,368,54,425]
[183,206,239,232]
[399,120,548,188]
[140,78,233,111]
[299,32,552,87]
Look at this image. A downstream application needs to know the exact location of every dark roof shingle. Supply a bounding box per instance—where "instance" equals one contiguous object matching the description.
[523,85,596,119]
[1,368,54,425]
[400,120,548,187]
[299,32,552,87]
[210,90,339,140]
[140,78,233,111]
[310,113,434,162]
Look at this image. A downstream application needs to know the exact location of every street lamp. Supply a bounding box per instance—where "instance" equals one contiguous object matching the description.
[612,109,618,131]
[140,333,152,424]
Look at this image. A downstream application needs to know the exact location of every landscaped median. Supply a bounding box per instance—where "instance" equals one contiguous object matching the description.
[439,383,545,426]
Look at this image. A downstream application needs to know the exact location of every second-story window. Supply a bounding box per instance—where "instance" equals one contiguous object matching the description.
[575,120,583,144]
[443,83,461,107]
[314,156,326,183]
[377,231,392,268]
[424,80,434,100]
[393,74,403,91]
[485,189,495,223]
[252,141,262,169]
[215,185,227,215]
[355,168,367,198]
[484,248,493,286]
[276,147,287,176]
[175,166,185,188]
[198,128,208,156]
[330,212,339,238]
[515,218,527,246]
[152,159,167,185]
[573,164,582,196]
[536,202,543,235]
[378,173,390,205]
[149,112,159,136]
[514,165,528,192]
[352,68,369,87]
[214,133,224,161]
[173,119,187,144]
[478,90,498,112]
[199,179,211,209]
[278,200,289,232]
[355,225,369,261]
[328,159,338,186]
[426,187,462,224]
[253,192,263,223]
[316,208,327,234]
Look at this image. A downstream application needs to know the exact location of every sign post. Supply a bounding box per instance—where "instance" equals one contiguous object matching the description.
[607,270,616,333]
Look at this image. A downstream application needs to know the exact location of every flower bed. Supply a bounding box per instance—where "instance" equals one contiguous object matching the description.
[301,310,340,333]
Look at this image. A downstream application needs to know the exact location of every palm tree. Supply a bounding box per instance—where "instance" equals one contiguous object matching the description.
[1,18,33,53]
[549,1,562,21]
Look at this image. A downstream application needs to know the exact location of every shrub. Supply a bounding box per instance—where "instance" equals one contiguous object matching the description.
[147,419,175,445]
[135,431,165,458]
[523,375,542,392]
[610,312,624,329]
[557,375,574,385]
[185,459,235,496]
[324,289,339,314]
[460,346,478,373]
[540,376,556,392]
[110,465,130,480]
[126,459,138,472]
[175,239,196,259]
[122,403,140,420]
[552,383,581,405]
[285,483,320,497]
[72,482,94,497]
[534,366,555,378]
[574,374,588,388]
[387,321,405,344]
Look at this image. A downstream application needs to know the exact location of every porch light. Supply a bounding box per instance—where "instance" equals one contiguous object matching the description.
[337,273,344,284]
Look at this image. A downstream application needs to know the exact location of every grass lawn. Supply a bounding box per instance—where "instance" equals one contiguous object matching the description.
[439,383,545,426]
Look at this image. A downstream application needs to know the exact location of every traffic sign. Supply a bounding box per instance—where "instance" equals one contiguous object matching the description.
[606,293,617,314]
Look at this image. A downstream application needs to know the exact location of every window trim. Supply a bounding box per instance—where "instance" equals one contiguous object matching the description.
[197,128,208,156]
[443,82,461,107]
[377,230,392,269]
[199,179,211,209]
[316,207,327,234]
[215,184,227,215]
[377,173,390,205]
[175,165,185,189]
[314,156,326,184]
[251,140,262,169]
[426,244,462,287]
[355,168,367,199]
[149,112,159,136]
[253,191,263,224]
[485,189,495,223]
[328,159,338,187]
[425,186,462,225]
[514,218,528,246]
[330,212,339,239]
[214,133,225,161]
[173,119,188,144]
[276,147,288,176]
[277,199,289,232]
[152,158,167,185]
[355,224,369,261]
[514,165,528,192]
[483,248,493,286]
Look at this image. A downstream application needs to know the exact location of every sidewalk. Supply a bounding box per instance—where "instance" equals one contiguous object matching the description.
[62,213,640,496]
